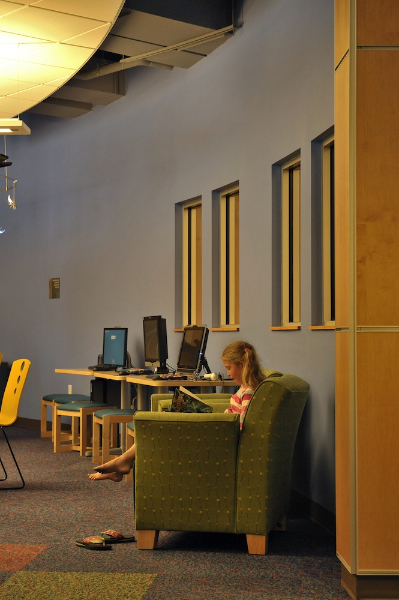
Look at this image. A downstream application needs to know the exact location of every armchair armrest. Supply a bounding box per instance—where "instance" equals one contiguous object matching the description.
[133,411,240,533]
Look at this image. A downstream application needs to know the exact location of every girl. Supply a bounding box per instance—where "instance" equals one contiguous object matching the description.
[88,340,264,482]
[222,341,265,428]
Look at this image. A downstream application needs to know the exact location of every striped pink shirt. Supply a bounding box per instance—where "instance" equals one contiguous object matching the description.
[225,385,254,428]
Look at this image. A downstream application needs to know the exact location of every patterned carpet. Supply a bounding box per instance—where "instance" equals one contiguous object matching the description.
[0,427,348,599]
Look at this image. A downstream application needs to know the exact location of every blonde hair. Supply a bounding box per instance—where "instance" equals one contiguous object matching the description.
[221,341,265,390]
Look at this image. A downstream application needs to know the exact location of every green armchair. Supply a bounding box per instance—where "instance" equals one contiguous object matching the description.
[133,372,309,554]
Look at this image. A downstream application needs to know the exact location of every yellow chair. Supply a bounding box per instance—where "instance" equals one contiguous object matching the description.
[0,359,31,490]
[40,393,91,439]
[53,401,117,456]
[92,408,136,464]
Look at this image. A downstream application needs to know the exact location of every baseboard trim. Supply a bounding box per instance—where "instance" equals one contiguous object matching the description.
[16,417,70,431]
[16,417,41,430]
[290,489,336,537]
[341,564,399,600]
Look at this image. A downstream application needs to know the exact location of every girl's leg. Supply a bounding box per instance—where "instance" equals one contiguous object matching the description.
[93,444,136,475]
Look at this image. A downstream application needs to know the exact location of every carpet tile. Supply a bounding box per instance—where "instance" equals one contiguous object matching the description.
[0,428,349,599]
[0,545,48,571]
[0,572,156,600]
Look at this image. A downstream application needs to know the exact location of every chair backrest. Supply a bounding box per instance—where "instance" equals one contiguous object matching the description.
[0,352,3,365]
[262,368,282,378]
[236,373,309,535]
[0,359,31,426]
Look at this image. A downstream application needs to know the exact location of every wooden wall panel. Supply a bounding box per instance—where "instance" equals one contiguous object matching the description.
[357,0,399,46]
[335,0,350,67]
[334,57,350,329]
[356,51,399,326]
[335,332,352,568]
[357,333,399,571]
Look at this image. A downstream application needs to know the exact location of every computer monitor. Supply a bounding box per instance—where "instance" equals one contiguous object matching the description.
[143,316,168,373]
[102,327,128,368]
[175,325,209,377]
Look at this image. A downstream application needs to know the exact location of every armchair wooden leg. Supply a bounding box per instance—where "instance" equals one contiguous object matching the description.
[136,530,159,550]
[246,534,267,555]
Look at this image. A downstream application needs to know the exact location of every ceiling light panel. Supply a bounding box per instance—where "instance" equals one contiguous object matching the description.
[0,0,125,118]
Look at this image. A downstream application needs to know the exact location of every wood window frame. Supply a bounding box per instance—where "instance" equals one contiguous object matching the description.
[182,199,202,327]
[218,186,240,329]
[321,135,335,326]
[281,156,301,327]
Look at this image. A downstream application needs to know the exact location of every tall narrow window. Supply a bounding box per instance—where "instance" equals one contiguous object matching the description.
[281,157,301,326]
[220,187,239,327]
[182,200,202,326]
[322,136,335,324]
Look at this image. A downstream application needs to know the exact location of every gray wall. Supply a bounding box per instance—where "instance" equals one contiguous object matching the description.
[0,0,335,513]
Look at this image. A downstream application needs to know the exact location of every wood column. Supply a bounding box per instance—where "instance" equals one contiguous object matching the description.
[335,0,399,596]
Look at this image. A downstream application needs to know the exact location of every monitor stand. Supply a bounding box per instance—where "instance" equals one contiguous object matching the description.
[199,355,211,375]
[154,365,169,374]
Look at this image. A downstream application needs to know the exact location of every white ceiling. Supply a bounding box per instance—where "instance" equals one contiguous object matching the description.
[0,0,125,118]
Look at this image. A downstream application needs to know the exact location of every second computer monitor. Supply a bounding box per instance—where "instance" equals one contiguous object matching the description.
[175,325,209,377]
[143,315,168,372]
[102,327,128,368]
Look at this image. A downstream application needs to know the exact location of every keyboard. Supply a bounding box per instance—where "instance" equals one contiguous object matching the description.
[88,365,116,372]
[115,368,154,376]
[147,374,187,380]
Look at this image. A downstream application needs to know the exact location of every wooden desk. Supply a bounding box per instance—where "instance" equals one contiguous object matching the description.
[55,369,235,412]
[55,368,130,408]
[126,374,235,411]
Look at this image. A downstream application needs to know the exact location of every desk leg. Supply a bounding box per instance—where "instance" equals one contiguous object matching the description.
[120,380,130,410]
[120,381,131,453]
[136,384,150,411]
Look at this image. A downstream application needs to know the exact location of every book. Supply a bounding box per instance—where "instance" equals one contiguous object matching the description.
[170,386,213,413]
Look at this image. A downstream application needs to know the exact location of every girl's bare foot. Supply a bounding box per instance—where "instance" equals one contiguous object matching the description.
[88,471,123,482]
[93,454,133,475]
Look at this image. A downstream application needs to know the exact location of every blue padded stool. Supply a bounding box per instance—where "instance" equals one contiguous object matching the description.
[92,408,136,464]
[41,393,91,439]
[53,402,116,456]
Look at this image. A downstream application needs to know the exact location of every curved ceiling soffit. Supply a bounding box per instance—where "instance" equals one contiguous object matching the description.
[0,0,125,119]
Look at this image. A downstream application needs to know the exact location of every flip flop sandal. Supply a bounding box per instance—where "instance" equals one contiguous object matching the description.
[100,530,136,543]
[76,535,112,550]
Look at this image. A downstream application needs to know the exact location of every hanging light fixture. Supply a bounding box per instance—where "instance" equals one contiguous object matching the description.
[0,136,18,233]
[0,119,30,136]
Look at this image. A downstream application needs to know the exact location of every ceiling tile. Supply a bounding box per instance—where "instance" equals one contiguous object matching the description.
[35,0,124,23]
[22,42,93,68]
[1,59,75,82]
[7,82,58,100]
[63,24,111,49]
[0,7,106,42]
